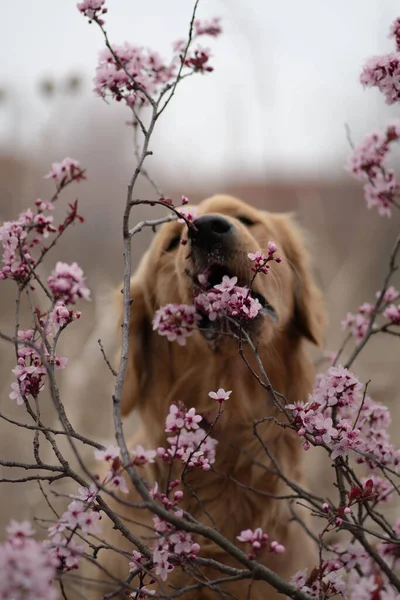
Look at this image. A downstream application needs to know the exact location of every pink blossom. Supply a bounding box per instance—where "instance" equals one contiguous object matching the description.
[6,520,36,539]
[94,444,120,463]
[159,404,218,471]
[384,303,400,325]
[269,541,285,554]
[194,17,222,38]
[165,404,186,432]
[44,157,84,185]
[0,213,35,282]
[389,17,400,51]
[360,53,400,105]
[378,286,400,303]
[48,261,91,305]
[364,170,399,217]
[194,281,262,323]
[94,43,177,107]
[130,444,157,466]
[213,275,238,292]
[107,472,129,494]
[0,521,58,599]
[346,123,400,216]
[177,205,199,223]
[77,0,107,22]
[153,303,200,345]
[46,533,85,571]
[77,510,102,534]
[69,484,98,503]
[184,407,203,430]
[208,388,232,404]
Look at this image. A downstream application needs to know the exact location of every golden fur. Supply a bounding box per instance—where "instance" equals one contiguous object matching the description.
[83,195,326,599]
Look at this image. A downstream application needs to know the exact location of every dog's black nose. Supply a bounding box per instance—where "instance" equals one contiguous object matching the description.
[189,215,233,247]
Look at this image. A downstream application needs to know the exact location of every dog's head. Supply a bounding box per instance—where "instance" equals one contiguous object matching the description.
[119,195,326,418]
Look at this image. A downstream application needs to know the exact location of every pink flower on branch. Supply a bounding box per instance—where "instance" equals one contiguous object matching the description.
[44,157,85,186]
[48,261,91,305]
[237,528,284,559]
[389,17,400,52]
[77,0,107,23]
[158,403,218,471]
[0,521,58,599]
[346,123,400,217]
[208,388,232,404]
[194,17,222,38]
[153,304,200,346]
[360,53,400,105]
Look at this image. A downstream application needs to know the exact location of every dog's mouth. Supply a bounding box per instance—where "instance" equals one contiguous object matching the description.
[191,263,278,342]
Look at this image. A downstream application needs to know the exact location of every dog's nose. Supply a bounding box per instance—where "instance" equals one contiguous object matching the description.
[189,215,233,247]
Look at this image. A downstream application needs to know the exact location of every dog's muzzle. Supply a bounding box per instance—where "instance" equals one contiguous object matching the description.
[188,215,234,252]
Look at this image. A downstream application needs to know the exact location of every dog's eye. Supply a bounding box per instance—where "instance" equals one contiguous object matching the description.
[165,235,181,252]
[237,215,255,227]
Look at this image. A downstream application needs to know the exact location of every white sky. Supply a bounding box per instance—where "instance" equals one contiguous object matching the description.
[1,0,400,180]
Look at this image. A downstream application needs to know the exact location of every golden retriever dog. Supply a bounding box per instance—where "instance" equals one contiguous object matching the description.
[83,194,326,599]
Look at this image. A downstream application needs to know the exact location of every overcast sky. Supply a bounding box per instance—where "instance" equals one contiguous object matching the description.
[1,0,399,180]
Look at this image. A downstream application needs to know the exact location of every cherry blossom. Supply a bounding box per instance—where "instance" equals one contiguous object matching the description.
[194,280,262,322]
[130,444,157,467]
[194,17,222,38]
[77,0,107,23]
[248,242,281,274]
[44,157,85,185]
[176,205,199,223]
[48,261,91,305]
[346,124,400,217]
[208,388,232,404]
[153,303,200,345]
[0,521,58,599]
[389,17,400,51]
[158,404,217,471]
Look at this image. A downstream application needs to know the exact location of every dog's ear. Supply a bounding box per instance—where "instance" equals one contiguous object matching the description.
[116,277,153,417]
[273,214,327,346]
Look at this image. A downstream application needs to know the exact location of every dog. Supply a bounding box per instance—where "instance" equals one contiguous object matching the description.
[82,194,326,599]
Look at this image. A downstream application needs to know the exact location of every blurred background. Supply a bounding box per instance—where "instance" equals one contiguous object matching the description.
[0,0,399,536]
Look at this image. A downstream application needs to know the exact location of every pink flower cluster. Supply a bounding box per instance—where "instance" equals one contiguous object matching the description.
[389,17,400,52]
[48,261,91,305]
[157,403,217,471]
[94,445,129,493]
[359,18,400,105]
[291,536,400,599]
[342,302,375,341]
[94,43,177,106]
[176,205,199,224]
[152,304,200,346]
[194,275,262,322]
[0,161,85,283]
[9,329,68,406]
[346,123,400,217]
[194,17,222,37]
[152,512,200,581]
[77,0,107,23]
[0,210,36,282]
[48,482,100,542]
[360,53,400,105]
[248,242,281,275]
[86,9,221,108]
[237,528,285,560]
[130,482,200,584]
[0,521,58,600]
[44,157,85,186]
[342,286,400,340]
[287,366,400,471]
